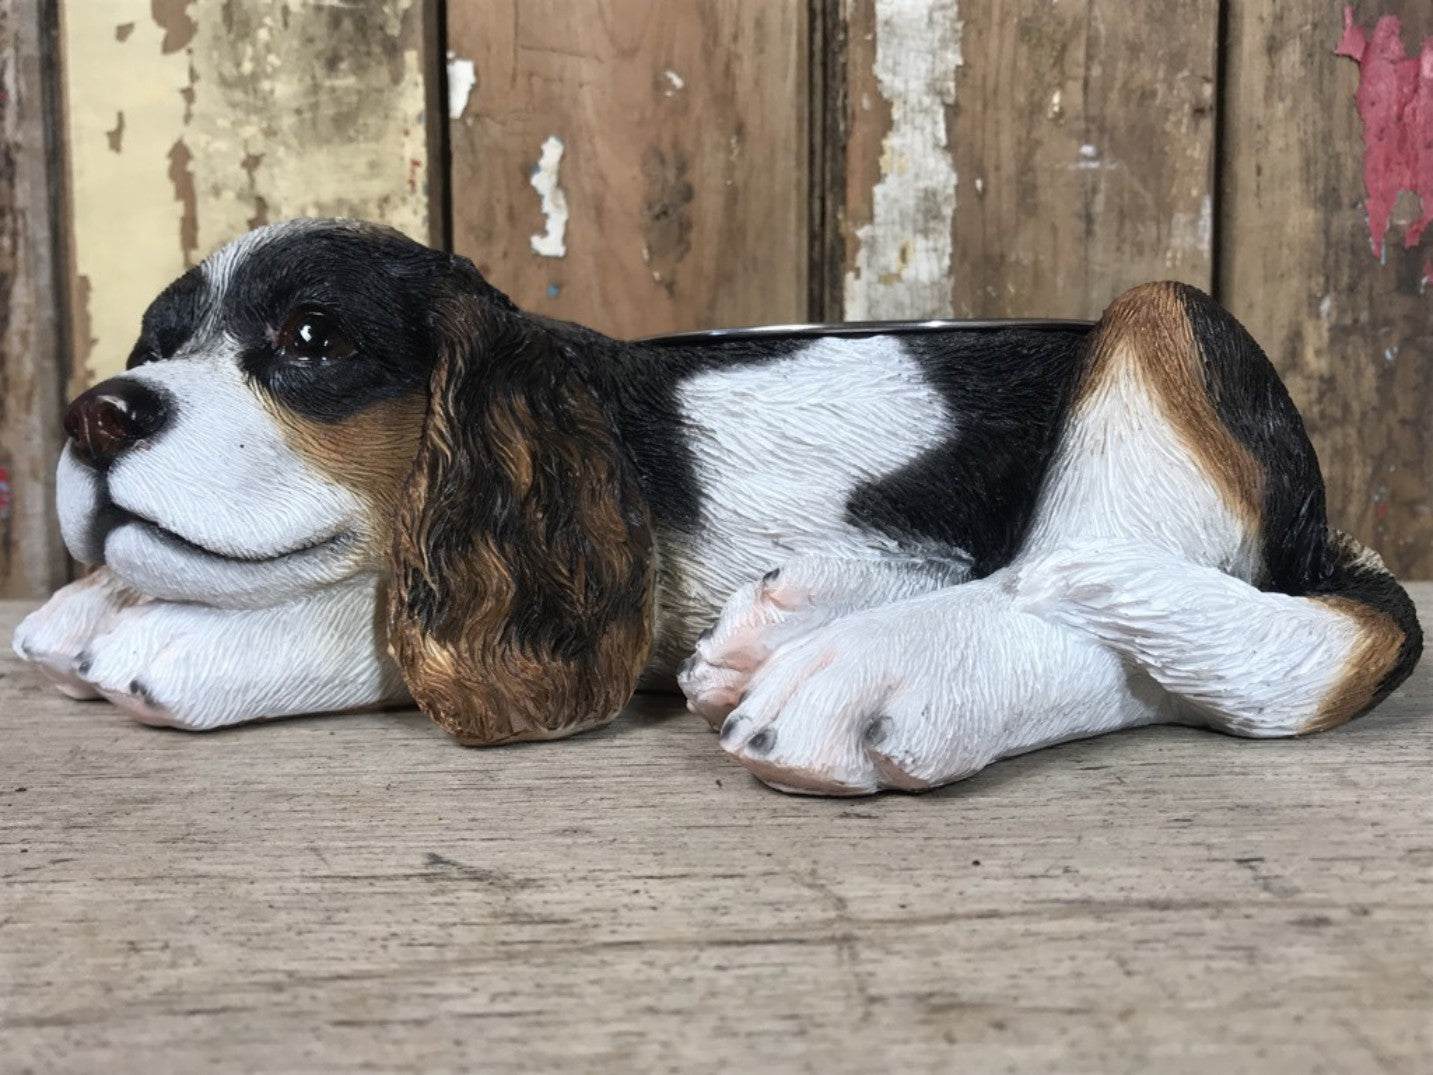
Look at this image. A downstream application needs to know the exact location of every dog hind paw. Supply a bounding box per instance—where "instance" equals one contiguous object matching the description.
[678,562,852,728]
[677,555,970,730]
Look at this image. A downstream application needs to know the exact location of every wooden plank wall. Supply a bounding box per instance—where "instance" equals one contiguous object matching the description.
[0,0,67,597]
[445,1,810,338]
[1221,0,1433,578]
[833,0,1218,320]
[2,0,1430,594]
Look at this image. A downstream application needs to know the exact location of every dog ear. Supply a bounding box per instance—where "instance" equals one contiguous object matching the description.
[387,261,655,744]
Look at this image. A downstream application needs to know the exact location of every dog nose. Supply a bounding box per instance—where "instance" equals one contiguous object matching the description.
[64,378,170,467]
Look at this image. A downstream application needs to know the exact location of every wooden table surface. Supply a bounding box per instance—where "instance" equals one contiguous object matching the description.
[3,592,1431,1073]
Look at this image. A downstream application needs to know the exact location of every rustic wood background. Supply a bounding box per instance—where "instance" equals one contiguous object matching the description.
[0,0,1428,596]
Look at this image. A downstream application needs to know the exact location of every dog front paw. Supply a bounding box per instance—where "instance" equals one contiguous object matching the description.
[18,574,406,731]
[14,572,260,727]
[73,603,211,727]
[12,568,147,700]
[14,569,215,726]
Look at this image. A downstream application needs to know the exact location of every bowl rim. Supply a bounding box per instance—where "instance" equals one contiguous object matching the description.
[636,317,1096,345]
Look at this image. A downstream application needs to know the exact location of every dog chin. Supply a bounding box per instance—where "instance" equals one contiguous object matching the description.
[101,518,361,609]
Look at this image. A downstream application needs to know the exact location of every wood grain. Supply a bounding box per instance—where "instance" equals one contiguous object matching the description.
[60,0,435,386]
[834,0,1218,320]
[1219,0,1433,579]
[446,1,809,338]
[0,0,67,600]
[2,590,1430,1073]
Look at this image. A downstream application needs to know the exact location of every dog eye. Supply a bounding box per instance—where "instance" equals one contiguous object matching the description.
[275,307,357,361]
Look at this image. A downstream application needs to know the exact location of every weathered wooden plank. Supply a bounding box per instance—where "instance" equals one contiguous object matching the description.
[835,0,1218,320]
[446,1,809,337]
[61,0,435,387]
[1220,1,1433,578]
[0,0,67,599]
[2,589,1431,1072]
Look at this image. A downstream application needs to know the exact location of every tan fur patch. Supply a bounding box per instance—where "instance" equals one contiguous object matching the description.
[1079,282,1264,532]
[1303,596,1405,733]
[265,394,427,565]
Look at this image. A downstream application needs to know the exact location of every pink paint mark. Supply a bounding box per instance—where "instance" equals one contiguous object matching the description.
[0,465,10,521]
[1335,7,1433,259]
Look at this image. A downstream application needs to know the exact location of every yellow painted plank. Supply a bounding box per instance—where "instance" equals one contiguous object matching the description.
[62,0,432,386]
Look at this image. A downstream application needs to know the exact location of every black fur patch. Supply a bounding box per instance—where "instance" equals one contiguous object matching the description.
[845,329,1091,576]
[127,267,206,367]
[588,326,1089,572]
[230,225,484,423]
[1175,284,1329,592]
[125,222,499,424]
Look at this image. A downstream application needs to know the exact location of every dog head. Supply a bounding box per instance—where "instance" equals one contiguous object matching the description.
[60,219,654,741]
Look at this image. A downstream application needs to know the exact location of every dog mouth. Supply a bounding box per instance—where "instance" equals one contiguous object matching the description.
[101,503,352,565]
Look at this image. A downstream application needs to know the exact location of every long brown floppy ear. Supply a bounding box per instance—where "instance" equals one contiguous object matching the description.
[387,262,655,744]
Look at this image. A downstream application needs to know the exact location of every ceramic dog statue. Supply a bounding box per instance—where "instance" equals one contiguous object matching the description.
[13,219,1422,795]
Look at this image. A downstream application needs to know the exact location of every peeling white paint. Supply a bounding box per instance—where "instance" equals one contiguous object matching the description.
[844,0,963,320]
[663,69,685,95]
[1318,294,1334,320]
[447,51,476,119]
[529,135,569,258]
[1066,143,1115,171]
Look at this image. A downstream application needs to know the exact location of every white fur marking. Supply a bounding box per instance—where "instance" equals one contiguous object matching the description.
[1015,359,1261,577]
[654,337,955,665]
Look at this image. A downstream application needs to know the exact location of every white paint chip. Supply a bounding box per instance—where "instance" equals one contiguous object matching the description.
[843,0,963,320]
[529,135,569,258]
[447,52,476,119]
[663,69,685,94]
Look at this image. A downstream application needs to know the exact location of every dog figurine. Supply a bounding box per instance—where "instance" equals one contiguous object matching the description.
[13,219,1422,795]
